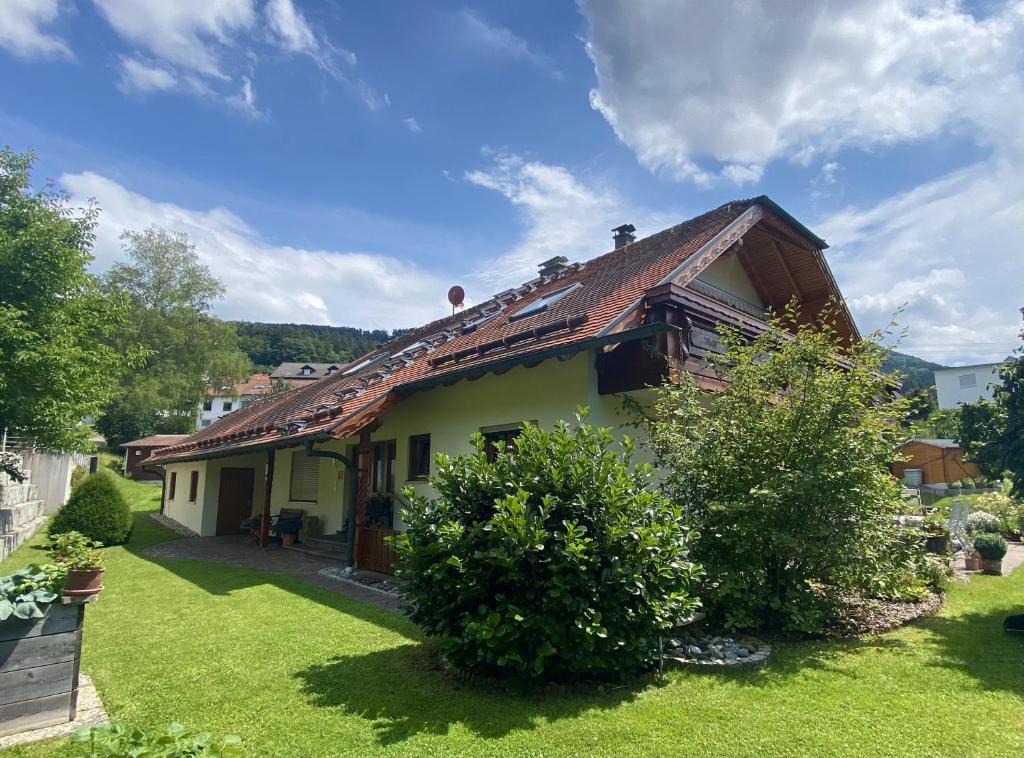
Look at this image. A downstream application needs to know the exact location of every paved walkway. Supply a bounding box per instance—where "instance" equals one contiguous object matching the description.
[953,541,1024,576]
[142,529,400,612]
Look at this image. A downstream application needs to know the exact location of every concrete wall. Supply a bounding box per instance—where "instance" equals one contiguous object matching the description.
[935,363,1004,409]
[17,450,87,513]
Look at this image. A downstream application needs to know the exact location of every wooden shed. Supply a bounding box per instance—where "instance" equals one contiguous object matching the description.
[893,439,980,486]
[121,435,188,481]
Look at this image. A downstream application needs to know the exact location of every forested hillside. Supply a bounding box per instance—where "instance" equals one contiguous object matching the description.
[233,322,392,369]
[882,351,945,393]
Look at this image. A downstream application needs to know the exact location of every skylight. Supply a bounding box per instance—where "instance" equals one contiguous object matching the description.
[342,355,382,376]
[460,310,500,334]
[508,283,581,323]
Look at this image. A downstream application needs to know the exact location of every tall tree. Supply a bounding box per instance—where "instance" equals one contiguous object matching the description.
[97,228,250,447]
[0,148,135,451]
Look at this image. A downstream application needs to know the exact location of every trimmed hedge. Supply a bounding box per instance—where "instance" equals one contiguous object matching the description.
[50,469,132,545]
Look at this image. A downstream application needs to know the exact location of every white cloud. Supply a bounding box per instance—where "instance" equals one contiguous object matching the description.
[92,0,255,80]
[90,0,374,117]
[579,0,1024,184]
[458,9,562,79]
[820,155,1024,364]
[0,0,73,60]
[465,150,675,288]
[402,117,421,133]
[264,0,355,74]
[225,76,266,119]
[116,56,177,93]
[62,171,453,329]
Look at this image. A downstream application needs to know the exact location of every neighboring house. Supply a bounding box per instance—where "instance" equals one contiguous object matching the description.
[148,196,860,574]
[122,435,190,481]
[893,438,981,487]
[269,363,342,387]
[197,373,272,430]
[934,362,1006,409]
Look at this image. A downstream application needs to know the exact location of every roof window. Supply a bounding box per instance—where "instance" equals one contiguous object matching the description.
[508,283,581,323]
[460,310,500,334]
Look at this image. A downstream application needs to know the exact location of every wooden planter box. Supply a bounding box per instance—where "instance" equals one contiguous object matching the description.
[0,603,84,738]
[355,527,397,575]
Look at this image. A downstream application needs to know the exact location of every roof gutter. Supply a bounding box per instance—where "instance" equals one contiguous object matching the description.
[396,321,674,393]
[148,430,334,466]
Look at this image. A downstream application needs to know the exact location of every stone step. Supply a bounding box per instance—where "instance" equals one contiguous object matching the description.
[0,482,39,507]
[304,535,350,553]
[0,515,48,561]
[282,542,351,563]
[0,500,44,532]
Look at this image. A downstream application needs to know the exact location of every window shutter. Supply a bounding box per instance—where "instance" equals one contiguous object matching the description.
[290,451,320,502]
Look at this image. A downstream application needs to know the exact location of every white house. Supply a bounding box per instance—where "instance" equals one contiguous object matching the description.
[934,362,1006,409]
[148,196,861,574]
[197,374,272,429]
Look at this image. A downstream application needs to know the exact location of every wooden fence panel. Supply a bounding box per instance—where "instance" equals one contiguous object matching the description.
[355,527,397,575]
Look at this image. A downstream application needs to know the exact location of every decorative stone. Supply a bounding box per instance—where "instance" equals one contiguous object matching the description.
[663,632,771,672]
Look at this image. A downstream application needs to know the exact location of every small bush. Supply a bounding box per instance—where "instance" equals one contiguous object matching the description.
[974,491,1023,533]
[70,465,89,491]
[50,470,131,546]
[393,416,702,682]
[966,510,1002,535]
[973,532,1008,560]
[70,722,242,757]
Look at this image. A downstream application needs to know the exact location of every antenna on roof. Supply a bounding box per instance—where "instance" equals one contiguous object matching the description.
[448,285,465,315]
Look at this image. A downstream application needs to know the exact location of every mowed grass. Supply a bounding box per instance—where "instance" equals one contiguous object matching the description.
[2,475,1023,757]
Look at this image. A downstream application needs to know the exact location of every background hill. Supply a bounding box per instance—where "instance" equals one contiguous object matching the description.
[881,351,945,393]
[233,322,393,370]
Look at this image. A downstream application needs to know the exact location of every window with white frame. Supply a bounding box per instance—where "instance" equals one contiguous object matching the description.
[958,373,977,389]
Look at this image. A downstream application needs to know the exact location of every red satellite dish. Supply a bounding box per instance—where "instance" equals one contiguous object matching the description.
[447,285,465,309]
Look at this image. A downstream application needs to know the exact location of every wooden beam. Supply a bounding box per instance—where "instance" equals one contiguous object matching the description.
[353,430,372,569]
[771,240,803,301]
[259,448,275,548]
[736,244,774,309]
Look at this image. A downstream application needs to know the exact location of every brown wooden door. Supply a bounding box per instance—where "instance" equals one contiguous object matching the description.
[216,468,255,535]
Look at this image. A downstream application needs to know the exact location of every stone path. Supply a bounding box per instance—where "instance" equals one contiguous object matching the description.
[142,525,400,612]
[953,541,1024,576]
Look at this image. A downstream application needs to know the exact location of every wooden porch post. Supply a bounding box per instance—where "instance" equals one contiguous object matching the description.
[353,430,372,566]
[259,448,275,548]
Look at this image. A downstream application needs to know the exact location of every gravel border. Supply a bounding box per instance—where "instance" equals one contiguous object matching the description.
[148,512,197,537]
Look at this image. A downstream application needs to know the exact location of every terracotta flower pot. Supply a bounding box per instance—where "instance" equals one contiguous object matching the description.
[63,567,105,597]
[964,555,980,571]
[981,558,1003,575]
[282,532,296,545]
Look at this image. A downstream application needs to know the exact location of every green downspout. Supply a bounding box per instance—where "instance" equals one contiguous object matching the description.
[304,440,358,566]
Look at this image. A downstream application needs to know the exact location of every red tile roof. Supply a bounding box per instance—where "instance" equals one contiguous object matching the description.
[207,374,272,397]
[148,197,810,464]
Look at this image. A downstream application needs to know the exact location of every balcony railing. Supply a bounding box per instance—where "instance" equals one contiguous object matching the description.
[687,278,767,319]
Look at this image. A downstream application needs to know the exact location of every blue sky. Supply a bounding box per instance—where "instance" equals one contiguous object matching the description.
[2,0,1022,365]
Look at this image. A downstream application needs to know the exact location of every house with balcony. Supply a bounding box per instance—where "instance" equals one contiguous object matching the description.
[147,196,860,574]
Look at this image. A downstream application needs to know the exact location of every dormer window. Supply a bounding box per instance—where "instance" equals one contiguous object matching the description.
[300,365,314,376]
[508,283,581,323]
[326,366,339,374]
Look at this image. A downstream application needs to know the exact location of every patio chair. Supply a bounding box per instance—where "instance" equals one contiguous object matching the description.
[245,508,307,543]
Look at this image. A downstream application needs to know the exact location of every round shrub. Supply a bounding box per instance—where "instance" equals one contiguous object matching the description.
[966,510,1001,535]
[50,470,131,545]
[973,532,1008,560]
[393,417,702,682]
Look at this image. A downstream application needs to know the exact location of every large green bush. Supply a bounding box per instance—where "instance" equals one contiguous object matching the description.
[393,416,702,682]
[644,306,927,633]
[50,470,132,545]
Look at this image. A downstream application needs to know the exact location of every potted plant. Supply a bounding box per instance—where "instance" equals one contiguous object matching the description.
[48,531,106,598]
[973,533,1008,575]
[963,547,981,572]
[923,511,949,554]
[366,493,395,529]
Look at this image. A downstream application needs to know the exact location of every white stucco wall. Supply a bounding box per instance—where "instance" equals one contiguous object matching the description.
[162,460,208,535]
[693,250,764,307]
[163,350,653,537]
[934,363,1004,409]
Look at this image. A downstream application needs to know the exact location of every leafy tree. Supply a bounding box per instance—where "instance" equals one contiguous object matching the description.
[0,148,135,451]
[232,321,391,369]
[958,399,1007,478]
[643,306,925,633]
[958,328,1024,495]
[393,416,702,682]
[97,228,250,448]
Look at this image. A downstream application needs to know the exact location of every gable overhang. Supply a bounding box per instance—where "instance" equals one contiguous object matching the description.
[598,198,859,344]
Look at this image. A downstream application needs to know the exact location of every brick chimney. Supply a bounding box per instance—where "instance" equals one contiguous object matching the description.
[612,224,636,248]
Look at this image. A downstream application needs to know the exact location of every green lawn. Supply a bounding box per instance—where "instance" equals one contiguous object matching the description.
[3,476,1023,757]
